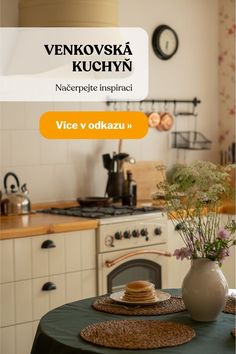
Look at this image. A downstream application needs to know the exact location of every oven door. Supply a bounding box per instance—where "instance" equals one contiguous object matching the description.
[97,245,170,295]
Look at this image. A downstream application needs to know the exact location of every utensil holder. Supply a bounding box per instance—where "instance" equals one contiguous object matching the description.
[106,172,125,201]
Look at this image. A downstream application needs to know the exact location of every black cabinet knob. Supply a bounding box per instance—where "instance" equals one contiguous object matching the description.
[42,282,57,291]
[41,240,56,249]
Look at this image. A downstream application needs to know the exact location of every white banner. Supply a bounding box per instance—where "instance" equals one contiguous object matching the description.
[0,27,148,101]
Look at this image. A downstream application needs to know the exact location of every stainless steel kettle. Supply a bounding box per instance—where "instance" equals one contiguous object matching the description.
[1,172,31,215]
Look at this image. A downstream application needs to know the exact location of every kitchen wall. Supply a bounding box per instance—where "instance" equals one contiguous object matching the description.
[0,0,220,202]
[218,0,235,154]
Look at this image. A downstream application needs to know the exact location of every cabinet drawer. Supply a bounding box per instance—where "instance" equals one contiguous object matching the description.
[14,238,32,281]
[0,239,14,284]
[32,234,65,278]
[15,280,32,324]
[32,274,66,320]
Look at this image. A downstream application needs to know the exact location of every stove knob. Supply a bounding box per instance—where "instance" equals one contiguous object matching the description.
[132,230,140,238]
[141,228,148,237]
[124,231,131,239]
[114,232,123,240]
[154,227,162,236]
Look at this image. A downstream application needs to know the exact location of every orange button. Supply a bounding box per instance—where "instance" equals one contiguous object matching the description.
[40,111,148,139]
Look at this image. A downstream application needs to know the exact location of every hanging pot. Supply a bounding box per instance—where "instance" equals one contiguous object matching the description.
[182,258,228,322]
[156,112,174,131]
[148,112,161,128]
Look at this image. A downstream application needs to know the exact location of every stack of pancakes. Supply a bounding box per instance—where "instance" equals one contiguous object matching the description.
[122,280,157,303]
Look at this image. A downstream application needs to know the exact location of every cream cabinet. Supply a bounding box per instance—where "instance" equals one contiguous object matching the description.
[0,229,96,354]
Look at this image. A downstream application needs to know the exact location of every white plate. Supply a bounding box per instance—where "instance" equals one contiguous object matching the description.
[110,290,171,306]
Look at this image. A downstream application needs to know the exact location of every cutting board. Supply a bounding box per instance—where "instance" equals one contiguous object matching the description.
[123,161,166,201]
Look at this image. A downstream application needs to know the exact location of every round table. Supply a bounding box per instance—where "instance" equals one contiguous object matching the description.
[31,289,235,354]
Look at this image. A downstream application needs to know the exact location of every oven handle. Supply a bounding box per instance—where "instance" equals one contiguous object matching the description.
[105,249,172,268]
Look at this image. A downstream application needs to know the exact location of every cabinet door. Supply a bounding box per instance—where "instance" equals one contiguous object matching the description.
[14,237,32,281]
[0,239,14,284]
[0,326,15,354]
[15,280,32,324]
[0,283,15,327]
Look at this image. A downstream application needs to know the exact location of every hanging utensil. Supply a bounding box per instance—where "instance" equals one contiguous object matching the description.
[157,102,174,132]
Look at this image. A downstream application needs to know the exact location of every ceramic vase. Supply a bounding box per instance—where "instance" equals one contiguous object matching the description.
[182,258,228,322]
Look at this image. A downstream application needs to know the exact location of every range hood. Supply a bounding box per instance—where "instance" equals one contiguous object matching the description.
[19,0,118,27]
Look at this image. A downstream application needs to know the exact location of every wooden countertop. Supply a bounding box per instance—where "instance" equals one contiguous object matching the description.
[0,212,98,240]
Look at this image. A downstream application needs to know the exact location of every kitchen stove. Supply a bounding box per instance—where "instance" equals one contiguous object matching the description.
[38,205,163,220]
[39,205,170,294]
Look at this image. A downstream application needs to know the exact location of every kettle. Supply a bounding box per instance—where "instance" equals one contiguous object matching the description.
[1,172,31,215]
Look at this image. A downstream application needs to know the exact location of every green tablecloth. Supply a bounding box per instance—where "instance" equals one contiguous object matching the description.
[31,289,235,354]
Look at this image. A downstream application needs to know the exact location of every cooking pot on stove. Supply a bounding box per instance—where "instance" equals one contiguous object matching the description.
[1,172,31,215]
[77,197,112,207]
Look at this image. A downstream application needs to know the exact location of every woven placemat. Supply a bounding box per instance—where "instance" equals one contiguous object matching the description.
[223,296,236,315]
[92,295,186,316]
[80,319,196,349]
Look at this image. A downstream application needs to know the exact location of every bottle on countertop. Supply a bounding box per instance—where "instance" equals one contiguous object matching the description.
[122,170,137,206]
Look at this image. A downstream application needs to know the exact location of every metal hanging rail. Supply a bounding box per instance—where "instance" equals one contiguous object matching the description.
[106,97,201,107]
